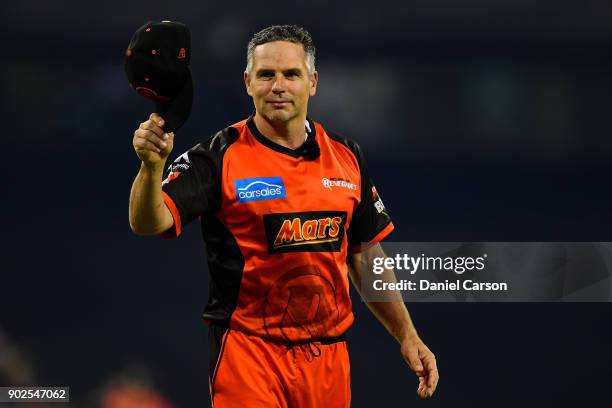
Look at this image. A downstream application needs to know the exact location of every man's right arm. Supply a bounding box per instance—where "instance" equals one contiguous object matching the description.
[129,113,175,235]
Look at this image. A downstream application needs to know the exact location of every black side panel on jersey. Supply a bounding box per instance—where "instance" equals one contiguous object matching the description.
[163,125,244,325]
[326,131,393,245]
[208,324,229,400]
[196,127,245,326]
[200,211,245,326]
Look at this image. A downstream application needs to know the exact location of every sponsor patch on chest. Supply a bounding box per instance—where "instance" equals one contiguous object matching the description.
[234,176,286,203]
[263,211,347,253]
[321,177,357,191]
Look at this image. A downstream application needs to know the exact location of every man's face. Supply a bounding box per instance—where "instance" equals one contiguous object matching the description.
[245,41,318,123]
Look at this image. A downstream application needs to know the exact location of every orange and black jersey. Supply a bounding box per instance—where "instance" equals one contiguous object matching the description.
[160,116,393,343]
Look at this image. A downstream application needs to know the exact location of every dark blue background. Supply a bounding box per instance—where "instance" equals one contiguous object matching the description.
[3,1,612,406]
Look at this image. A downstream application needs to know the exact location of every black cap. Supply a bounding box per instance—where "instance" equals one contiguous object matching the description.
[125,20,192,132]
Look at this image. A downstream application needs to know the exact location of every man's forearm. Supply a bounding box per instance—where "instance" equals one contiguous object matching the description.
[364,300,419,343]
[349,244,420,343]
[349,243,438,397]
[129,162,172,235]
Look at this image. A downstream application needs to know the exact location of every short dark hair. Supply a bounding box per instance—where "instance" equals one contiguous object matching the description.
[246,25,316,73]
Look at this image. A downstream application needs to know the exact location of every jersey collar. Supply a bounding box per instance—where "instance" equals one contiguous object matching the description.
[247,115,320,160]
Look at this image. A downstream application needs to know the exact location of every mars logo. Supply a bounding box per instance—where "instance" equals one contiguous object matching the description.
[263,265,341,342]
[263,211,347,253]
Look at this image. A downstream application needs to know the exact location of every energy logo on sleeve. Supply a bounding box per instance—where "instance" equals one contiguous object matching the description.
[372,186,387,215]
[162,151,190,185]
[263,211,347,253]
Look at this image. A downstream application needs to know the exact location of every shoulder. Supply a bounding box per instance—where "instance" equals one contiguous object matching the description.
[193,122,243,154]
[315,121,366,165]
[167,120,244,172]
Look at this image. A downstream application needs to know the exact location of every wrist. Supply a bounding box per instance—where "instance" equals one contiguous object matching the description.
[140,160,166,174]
[398,327,420,344]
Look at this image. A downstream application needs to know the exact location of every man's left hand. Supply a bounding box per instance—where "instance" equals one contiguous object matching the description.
[400,336,439,398]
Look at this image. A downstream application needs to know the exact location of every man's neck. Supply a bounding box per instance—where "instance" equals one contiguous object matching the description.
[253,112,307,150]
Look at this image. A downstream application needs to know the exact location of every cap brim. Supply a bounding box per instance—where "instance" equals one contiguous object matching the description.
[156,69,193,133]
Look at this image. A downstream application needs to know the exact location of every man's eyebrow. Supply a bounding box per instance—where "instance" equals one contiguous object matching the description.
[283,68,303,76]
[255,68,303,76]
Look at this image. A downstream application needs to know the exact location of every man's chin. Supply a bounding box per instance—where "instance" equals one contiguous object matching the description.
[264,110,293,122]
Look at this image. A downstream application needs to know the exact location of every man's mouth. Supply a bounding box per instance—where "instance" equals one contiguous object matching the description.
[267,100,292,105]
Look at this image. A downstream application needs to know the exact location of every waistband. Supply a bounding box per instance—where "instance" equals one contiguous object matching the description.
[208,322,346,346]
[286,334,346,346]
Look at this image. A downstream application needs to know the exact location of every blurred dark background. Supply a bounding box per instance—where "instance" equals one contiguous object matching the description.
[3,0,612,406]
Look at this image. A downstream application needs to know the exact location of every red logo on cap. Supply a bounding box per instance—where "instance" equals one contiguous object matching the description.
[178,48,186,59]
[135,87,170,101]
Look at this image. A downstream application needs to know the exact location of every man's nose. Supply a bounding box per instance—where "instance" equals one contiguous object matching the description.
[271,74,286,93]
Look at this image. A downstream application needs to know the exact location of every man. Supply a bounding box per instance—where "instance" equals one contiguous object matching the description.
[129,25,438,407]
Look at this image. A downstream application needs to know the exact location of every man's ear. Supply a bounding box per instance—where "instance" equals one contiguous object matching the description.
[309,70,318,96]
[244,71,253,96]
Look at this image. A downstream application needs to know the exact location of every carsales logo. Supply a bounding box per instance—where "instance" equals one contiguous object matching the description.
[234,176,287,203]
[321,177,357,191]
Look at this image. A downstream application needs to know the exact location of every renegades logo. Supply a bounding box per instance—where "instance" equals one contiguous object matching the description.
[263,211,347,253]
